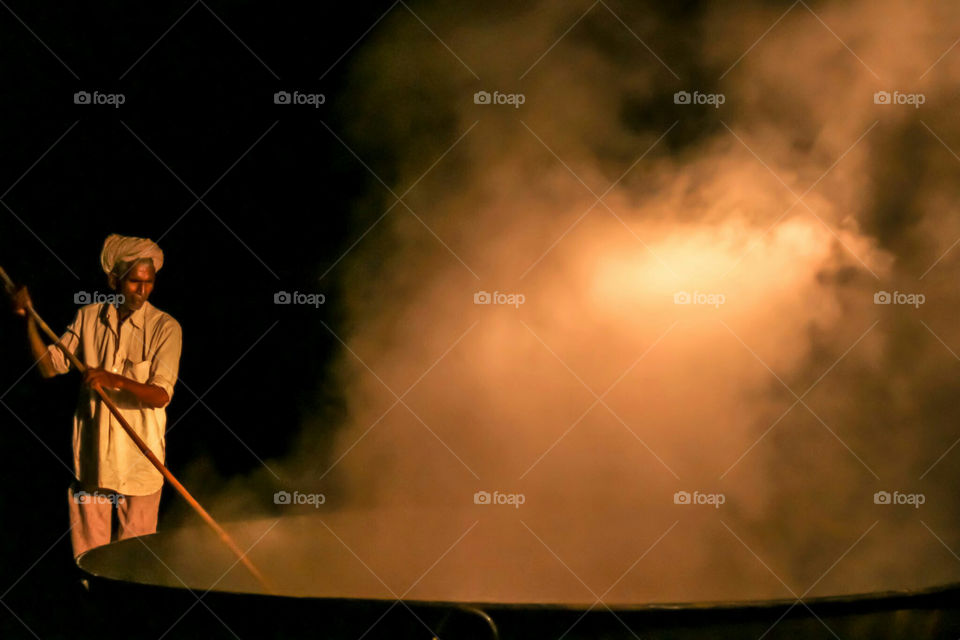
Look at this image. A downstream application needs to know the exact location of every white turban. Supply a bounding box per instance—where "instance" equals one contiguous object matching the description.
[100,234,164,275]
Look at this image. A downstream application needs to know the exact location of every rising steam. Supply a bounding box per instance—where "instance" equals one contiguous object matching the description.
[174,0,960,602]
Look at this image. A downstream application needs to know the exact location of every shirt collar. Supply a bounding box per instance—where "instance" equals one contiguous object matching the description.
[102,300,150,334]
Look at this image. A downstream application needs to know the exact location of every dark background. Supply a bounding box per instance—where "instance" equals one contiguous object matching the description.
[0,2,408,637]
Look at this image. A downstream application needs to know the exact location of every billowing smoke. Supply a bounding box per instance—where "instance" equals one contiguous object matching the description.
[169,1,960,603]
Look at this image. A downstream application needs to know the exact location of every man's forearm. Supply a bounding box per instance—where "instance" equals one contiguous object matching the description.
[114,377,170,408]
[26,319,57,378]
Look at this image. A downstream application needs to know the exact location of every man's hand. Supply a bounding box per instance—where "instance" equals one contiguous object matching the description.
[11,285,32,317]
[84,368,169,407]
[84,367,123,392]
[14,285,57,378]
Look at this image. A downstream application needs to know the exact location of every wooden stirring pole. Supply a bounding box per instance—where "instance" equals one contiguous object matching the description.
[0,265,275,594]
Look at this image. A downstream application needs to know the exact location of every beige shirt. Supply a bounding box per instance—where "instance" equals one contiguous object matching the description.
[47,301,182,495]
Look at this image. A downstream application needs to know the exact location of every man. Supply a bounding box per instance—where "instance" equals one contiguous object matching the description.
[12,234,182,557]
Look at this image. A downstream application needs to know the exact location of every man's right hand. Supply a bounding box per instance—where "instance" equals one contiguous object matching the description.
[11,285,32,317]
[16,285,57,379]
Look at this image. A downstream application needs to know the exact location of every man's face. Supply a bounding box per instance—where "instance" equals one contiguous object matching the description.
[117,261,156,311]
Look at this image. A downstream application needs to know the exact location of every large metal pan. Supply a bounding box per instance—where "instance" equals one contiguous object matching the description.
[77,508,960,639]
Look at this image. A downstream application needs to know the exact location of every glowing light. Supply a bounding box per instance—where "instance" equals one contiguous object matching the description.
[588,217,832,314]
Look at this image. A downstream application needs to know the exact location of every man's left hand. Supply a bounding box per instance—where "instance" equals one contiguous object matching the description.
[84,367,123,392]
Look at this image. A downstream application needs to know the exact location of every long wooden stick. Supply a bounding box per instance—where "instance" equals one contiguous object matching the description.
[0,265,275,593]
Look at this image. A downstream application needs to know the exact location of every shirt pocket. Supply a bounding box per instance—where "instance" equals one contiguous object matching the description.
[124,358,153,384]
